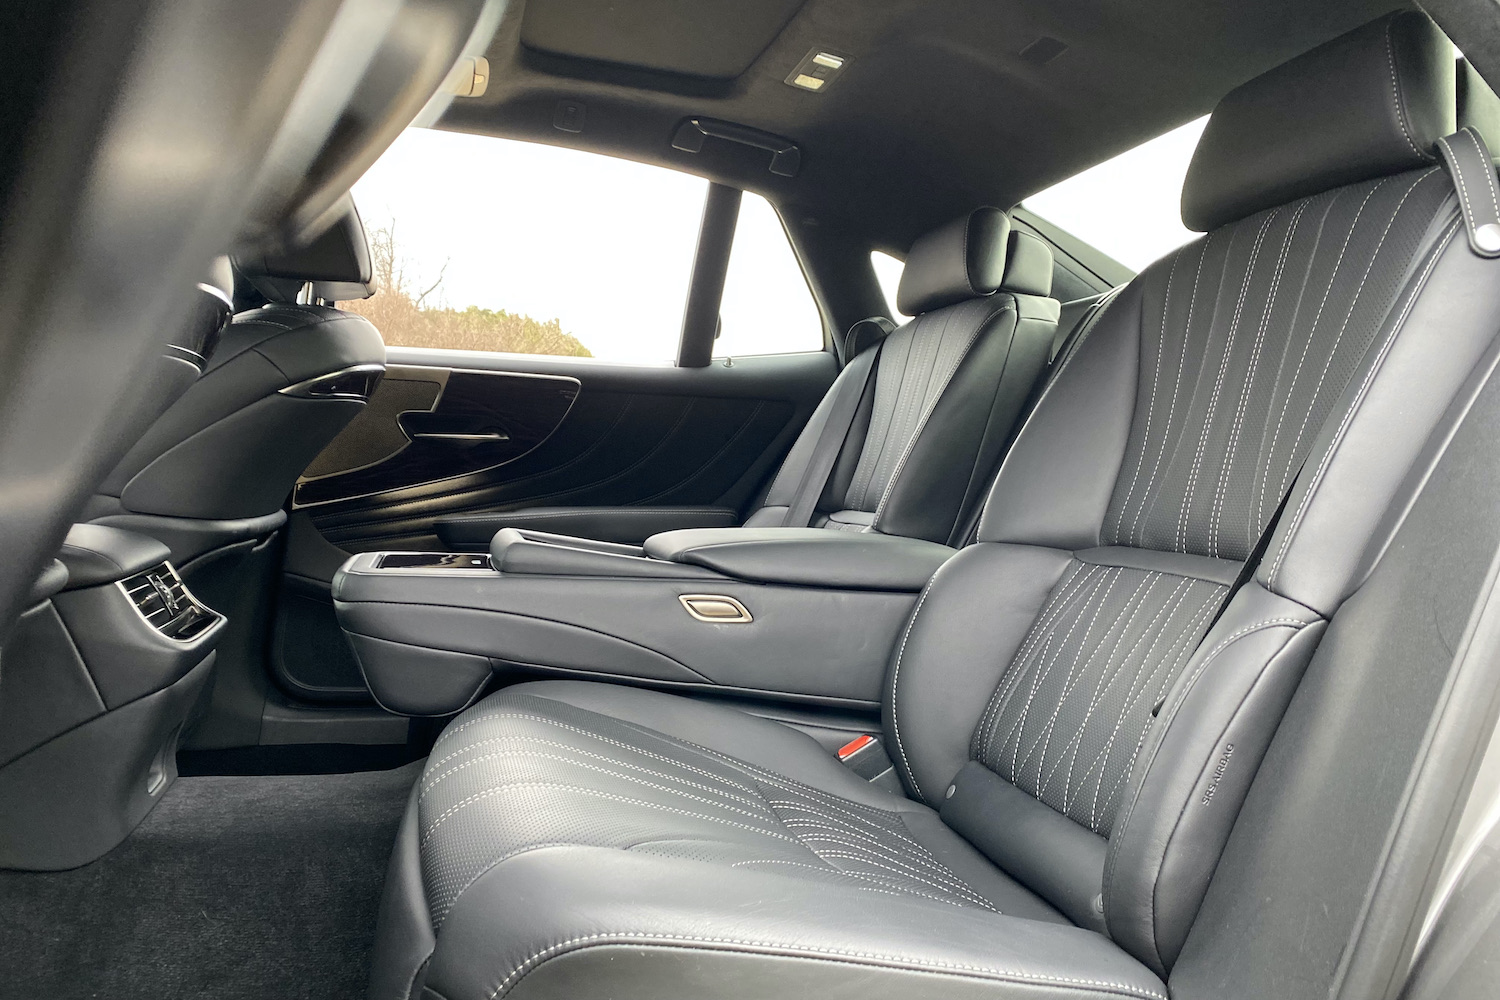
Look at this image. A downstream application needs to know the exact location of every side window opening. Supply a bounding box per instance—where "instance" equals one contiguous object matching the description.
[349,128,823,364]
[715,193,823,358]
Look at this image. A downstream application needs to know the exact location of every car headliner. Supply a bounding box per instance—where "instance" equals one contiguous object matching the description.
[438,0,1408,253]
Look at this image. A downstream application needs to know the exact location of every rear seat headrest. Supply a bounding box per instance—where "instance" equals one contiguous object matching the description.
[234,195,376,303]
[897,207,1010,315]
[1181,10,1455,232]
[1000,229,1053,297]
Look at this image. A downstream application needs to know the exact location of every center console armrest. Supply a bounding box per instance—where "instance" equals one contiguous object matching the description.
[642,528,956,591]
[58,523,172,590]
[490,528,721,580]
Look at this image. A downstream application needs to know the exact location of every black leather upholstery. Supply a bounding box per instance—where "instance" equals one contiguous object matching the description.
[87,202,386,528]
[369,13,1500,999]
[999,230,1053,297]
[235,194,377,303]
[486,210,1059,548]
[641,526,956,590]
[56,524,171,590]
[1181,10,1455,231]
[896,206,1011,315]
[748,220,1059,544]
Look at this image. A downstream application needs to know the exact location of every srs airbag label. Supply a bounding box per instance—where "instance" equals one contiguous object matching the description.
[1201,743,1235,805]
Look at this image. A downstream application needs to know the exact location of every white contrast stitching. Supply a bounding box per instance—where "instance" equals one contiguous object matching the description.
[486,931,1170,1000]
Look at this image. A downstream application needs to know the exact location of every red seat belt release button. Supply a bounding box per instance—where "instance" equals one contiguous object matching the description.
[837,734,875,760]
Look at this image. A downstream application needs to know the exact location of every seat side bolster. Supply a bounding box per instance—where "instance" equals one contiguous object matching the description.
[977,276,1143,550]
[1103,583,1324,974]
[1262,217,1500,614]
[424,846,1166,1000]
[369,783,436,1000]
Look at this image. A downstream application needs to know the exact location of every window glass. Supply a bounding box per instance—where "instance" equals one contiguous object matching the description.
[715,193,823,357]
[870,250,911,322]
[348,127,707,363]
[1022,116,1209,272]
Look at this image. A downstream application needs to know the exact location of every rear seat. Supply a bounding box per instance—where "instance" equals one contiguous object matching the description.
[368,12,1500,1000]
[448,210,1059,547]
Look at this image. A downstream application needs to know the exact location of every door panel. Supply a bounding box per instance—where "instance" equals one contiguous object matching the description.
[300,348,836,550]
[295,367,581,507]
[276,345,837,701]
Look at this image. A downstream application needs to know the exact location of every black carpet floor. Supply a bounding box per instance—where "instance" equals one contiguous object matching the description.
[0,761,421,1000]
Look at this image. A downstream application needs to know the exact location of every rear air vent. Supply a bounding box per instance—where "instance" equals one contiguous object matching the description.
[120,564,220,641]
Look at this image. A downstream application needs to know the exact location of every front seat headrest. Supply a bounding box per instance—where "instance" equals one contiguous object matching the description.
[998,229,1053,298]
[176,255,234,359]
[235,195,376,303]
[897,207,1011,316]
[1182,10,1456,232]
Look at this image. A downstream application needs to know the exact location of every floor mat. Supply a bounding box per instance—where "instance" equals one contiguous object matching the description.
[0,762,421,1000]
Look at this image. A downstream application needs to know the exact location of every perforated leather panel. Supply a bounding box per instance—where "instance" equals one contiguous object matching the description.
[419,692,999,928]
[970,562,1226,835]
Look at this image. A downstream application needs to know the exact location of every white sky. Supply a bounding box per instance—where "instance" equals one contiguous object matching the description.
[355,119,1213,360]
[352,127,821,362]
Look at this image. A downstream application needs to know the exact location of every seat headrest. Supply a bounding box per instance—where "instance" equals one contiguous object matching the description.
[897,207,1010,315]
[1000,230,1053,297]
[1182,11,1455,233]
[235,195,376,303]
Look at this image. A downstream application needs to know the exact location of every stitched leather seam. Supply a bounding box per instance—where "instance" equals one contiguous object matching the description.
[1260,179,1390,523]
[726,859,987,908]
[487,932,1170,1000]
[1102,617,1307,930]
[1267,213,1455,586]
[873,301,1001,521]
[1179,211,1278,556]
[1467,127,1500,219]
[1385,18,1431,161]
[1129,232,1211,544]
[421,782,796,845]
[1438,135,1479,231]
[887,580,936,800]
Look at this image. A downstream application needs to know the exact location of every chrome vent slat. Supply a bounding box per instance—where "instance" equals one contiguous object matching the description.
[119,562,221,642]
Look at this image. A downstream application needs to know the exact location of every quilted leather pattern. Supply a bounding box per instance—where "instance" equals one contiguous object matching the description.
[418,692,997,928]
[1102,167,1451,561]
[970,562,1226,835]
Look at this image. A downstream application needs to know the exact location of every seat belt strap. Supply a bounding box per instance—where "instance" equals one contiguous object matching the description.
[1199,462,1303,640]
[1434,126,1500,258]
[782,342,882,528]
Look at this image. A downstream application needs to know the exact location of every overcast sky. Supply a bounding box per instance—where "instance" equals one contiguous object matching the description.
[352,119,1209,360]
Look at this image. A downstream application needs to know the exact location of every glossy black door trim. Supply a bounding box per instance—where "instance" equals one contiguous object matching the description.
[295,366,580,508]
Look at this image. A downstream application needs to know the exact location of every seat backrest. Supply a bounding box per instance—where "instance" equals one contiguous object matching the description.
[747,209,1059,544]
[882,9,1498,977]
[83,202,386,524]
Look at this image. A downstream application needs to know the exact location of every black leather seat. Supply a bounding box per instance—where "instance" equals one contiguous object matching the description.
[369,13,1500,999]
[457,211,1059,547]
[82,202,386,567]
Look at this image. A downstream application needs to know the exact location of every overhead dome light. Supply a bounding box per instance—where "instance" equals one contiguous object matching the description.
[785,48,849,92]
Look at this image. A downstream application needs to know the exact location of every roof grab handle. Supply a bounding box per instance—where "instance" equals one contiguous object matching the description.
[671,118,801,177]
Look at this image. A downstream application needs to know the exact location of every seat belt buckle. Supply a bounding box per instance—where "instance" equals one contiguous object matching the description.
[836,734,895,781]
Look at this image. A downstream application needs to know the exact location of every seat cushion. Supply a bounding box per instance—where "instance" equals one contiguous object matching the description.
[387,681,1165,1000]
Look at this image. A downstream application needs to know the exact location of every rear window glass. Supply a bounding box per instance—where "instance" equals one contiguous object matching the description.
[1022,116,1208,272]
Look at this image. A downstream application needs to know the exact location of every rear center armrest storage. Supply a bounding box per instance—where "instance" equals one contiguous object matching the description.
[333,528,957,717]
